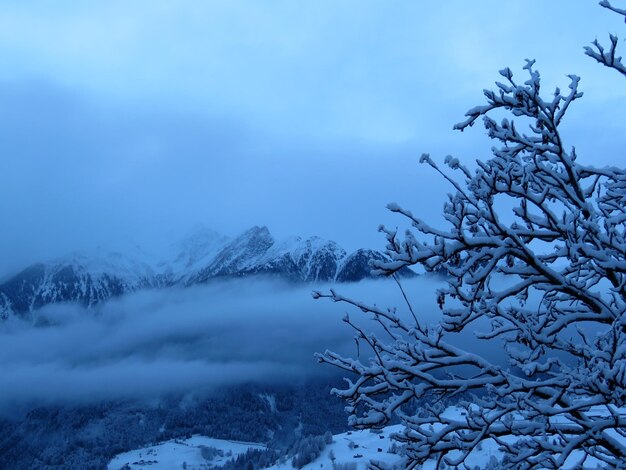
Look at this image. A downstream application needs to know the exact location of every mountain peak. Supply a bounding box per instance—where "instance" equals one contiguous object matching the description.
[240,225,272,239]
[167,226,231,276]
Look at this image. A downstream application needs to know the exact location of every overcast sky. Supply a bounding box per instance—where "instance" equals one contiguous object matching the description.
[1,1,625,274]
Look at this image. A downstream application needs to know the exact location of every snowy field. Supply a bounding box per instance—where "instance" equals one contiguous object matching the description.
[110,406,626,469]
[108,435,266,470]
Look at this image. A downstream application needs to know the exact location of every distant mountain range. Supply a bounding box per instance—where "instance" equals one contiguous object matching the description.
[0,226,412,319]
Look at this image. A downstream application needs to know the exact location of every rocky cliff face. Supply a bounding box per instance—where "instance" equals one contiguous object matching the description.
[335,249,388,283]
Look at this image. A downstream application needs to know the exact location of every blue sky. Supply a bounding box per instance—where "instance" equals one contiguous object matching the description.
[1,1,625,273]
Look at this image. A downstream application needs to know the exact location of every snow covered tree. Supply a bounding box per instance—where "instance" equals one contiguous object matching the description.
[316,2,626,468]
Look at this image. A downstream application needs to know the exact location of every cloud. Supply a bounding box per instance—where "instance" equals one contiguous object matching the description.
[0,78,454,276]
[0,1,617,139]
[0,270,592,413]
[1,1,624,277]
[0,277,446,410]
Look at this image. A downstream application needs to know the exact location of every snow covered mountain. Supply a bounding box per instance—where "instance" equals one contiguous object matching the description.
[186,226,348,284]
[0,249,165,320]
[159,226,231,283]
[0,226,412,319]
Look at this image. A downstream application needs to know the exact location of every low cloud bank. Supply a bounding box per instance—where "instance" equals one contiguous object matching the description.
[0,277,446,410]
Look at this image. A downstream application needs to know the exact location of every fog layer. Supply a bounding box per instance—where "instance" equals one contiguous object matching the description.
[0,277,446,410]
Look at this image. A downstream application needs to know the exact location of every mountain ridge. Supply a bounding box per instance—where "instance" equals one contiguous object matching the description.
[0,226,412,319]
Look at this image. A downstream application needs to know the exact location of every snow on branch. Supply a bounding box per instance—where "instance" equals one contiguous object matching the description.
[585,1,626,78]
[316,3,626,468]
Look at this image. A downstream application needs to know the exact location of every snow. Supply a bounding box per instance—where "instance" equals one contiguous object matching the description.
[108,435,265,470]
[262,412,498,470]
[162,226,232,282]
[182,226,351,282]
[259,393,277,413]
[267,425,405,470]
[259,235,347,280]
[269,406,626,469]
[110,404,626,469]
[52,239,163,281]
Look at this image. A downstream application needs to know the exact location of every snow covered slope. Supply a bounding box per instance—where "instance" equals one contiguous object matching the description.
[0,247,164,320]
[108,435,265,470]
[160,226,232,284]
[268,425,405,470]
[186,227,350,284]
